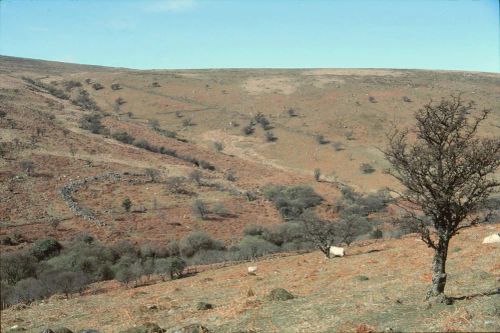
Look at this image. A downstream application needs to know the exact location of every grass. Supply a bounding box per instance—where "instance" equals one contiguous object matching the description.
[1,224,498,332]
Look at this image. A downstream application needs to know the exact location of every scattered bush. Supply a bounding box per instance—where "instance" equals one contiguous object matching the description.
[314,168,321,182]
[211,202,228,217]
[122,197,132,212]
[62,80,82,91]
[264,184,323,221]
[287,108,298,117]
[179,231,224,257]
[213,141,224,152]
[236,236,279,260]
[22,77,69,100]
[148,119,160,129]
[111,83,121,91]
[188,170,202,184]
[242,124,255,135]
[224,169,236,182]
[92,83,104,90]
[368,96,377,103]
[78,114,106,134]
[402,96,412,103]
[315,134,328,144]
[182,118,194,127]
[360,163,375,174]
[371,229,383,239]
[265,131,277,142]
[19,160,35,175]
[0,252,37,285]
[73,89,100,111]
[30,238,62,261]
[165,176,188,195]
[191,199,208,219]
[152,82,161,87]
[332,141,344,151]
[112,131,135,144]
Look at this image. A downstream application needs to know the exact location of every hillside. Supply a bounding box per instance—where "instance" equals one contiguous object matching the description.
[1,224,499,332]
[0,56,499,332]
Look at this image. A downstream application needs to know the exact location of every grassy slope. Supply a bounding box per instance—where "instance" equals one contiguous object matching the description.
[1,223,498,332]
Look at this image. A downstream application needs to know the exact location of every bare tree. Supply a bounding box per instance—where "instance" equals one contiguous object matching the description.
[383,95,500,301]
[300,211,339,258]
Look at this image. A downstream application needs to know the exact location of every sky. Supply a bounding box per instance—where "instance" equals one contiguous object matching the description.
[0,0,498,72]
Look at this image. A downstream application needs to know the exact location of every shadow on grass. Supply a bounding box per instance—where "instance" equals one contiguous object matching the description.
[450,288,499,302]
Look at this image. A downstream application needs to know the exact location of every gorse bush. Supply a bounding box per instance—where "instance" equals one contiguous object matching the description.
[264,184,323,221]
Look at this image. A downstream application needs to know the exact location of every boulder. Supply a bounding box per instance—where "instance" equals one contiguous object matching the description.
[483,233,500,244]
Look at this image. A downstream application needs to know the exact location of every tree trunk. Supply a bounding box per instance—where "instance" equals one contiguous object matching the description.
[429,239,449,297]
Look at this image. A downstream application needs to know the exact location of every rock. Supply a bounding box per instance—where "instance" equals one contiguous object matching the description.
[54,329,73,333]
[171,324,212,333]
[483,233,500,244]
[196,301,213,310]
[119,322,165,333]
[266,288,295,301]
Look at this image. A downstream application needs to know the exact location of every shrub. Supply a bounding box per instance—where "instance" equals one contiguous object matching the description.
[267,288,295,301]
[371,229,383,239]
[122,197,132,212]
[265,131,277,142]
[315,134,328,144]
[198,159,215,171]
[236,236,279,260]
[179,231,224,257]
[188,170,202,184]
[0,252,37,285]
[165,176,187,194]
[159,146,177,156]
[211,202,228,217]
[402,96,412,103]
[344,129,354,140]
[264,184,323,221]
[78,114,106,134]
[332,141,344,151]
[115,97,126,105]
[224,169,236,181]
[182,118,194,127]
[368,96,377,103]
[360,163,375,174]
[112,131,135,144]
[314,168,321,182]
[111,83,121,90]
[243,224,266,237]
[152,82,161,87]
[30,238,62,261]
[191,199,208,219]
[63,80,82,91]
[148,119,160,129]
[145,168,160,182]
[73,90,100,111]
[19,160,35,175]
[92,83,104,90]
[213,141,224,152]
[154,257,186,280]
[287,108,297,117]
[242,124,254,135]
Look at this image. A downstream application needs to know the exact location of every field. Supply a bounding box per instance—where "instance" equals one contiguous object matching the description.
[0,56,499,332]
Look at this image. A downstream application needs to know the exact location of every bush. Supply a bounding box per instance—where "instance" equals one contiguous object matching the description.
[198,159,215,171]
[314,168,321,182]
[182,118,194,127]
[287,108,297,117]
[213,141,224,152]
[332,141,344,151]
[264,184,323,221]
[242,124,254,135]
[122,197,132,212]
[78,114,106,134]
[265,131,277,142]
[19,160,35,174]
[236,236,279,260]
[165,176,188,195]
[0,252,37,285]
[133,139,152,150]
[30,238,62,261]
[191,199,208,219]
[368,96,377,103]
[360,163,375,174]
[344,129,354,140]
[148,119,160,129]
[179,231,224,257]
[224,169,237,182]
[73,90,100,111]
[111,83,121,91]
[402,96,412,103]
[211,202,228,217]
[315,134,328,144]
[267,288,295,301]
[188,170,202,184]
[63,80,82,91]
[112,131,135,144]
[371,229,383,239]
[92,83,104,90]
[154,257,186,280]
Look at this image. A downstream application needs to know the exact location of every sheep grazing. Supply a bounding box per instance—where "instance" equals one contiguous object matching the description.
[329,246,345,257]
[247,266,257,275]
[482,233,500,244]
